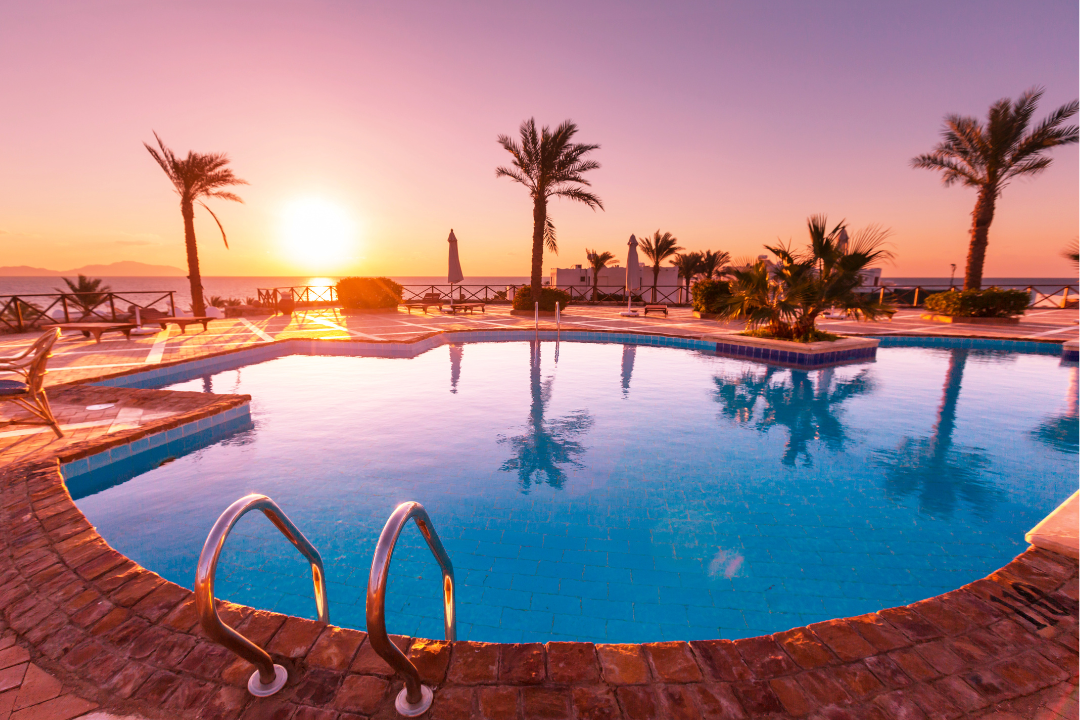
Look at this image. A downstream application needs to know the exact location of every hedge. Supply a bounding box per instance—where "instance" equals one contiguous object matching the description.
[512,286,571,312]
[335,277,403,309]
[923,287,1029,317]
[691,279,732,314]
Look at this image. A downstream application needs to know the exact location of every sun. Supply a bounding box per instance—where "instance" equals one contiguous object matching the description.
[281,198,355,271]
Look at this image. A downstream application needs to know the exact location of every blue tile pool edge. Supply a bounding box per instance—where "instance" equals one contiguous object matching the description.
[83,330,1071,391]
[60,402,252,481]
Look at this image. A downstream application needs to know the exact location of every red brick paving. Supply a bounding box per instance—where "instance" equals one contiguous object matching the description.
[0,319,1077,718]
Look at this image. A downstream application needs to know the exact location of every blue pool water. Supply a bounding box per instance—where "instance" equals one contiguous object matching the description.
[69,340,1078,643]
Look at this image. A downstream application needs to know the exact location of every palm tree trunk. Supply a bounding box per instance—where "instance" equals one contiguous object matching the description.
[651,265,660,303]
[964,187,996,291]
[530,196,547,303]
[182,199,207,317]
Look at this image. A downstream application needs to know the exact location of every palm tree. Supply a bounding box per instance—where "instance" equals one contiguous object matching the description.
[714,216,894,339]
[56,275,111,318]
[1064,240,1079,268]
[698,249,731,281]
[638,231,683,302]
[497,119,604,302]
[671,251,702,304]
[912,88,1078,290]
[586,249,615,301]
[145,132,248,317]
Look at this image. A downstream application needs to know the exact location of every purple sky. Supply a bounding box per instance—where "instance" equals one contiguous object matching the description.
[1,0,1076,277]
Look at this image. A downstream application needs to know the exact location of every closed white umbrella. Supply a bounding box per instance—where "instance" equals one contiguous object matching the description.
[448,229,464,304]
[620,234,641,316]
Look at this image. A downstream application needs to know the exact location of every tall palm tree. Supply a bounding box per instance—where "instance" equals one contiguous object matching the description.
[671,251,702,304]
[698,249,732,281]
[145,132,248,317]
[638,230,682,302]
[497,119,604,301]
[586,249,615,301]
[912,88,1078,290]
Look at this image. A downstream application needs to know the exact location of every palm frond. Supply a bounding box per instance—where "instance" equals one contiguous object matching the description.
[198,201,230,249]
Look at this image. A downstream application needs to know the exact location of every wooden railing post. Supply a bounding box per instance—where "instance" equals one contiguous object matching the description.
[61,295,70,322]
[14,296,24,333]
[109,293,117,321]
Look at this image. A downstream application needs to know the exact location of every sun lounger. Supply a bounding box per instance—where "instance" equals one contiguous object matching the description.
[156,317,213,333]
[644,304,668,316]
[403,293,446,314]
[444,302,486,315]
[0,328,62,437]
[47,322,137,343]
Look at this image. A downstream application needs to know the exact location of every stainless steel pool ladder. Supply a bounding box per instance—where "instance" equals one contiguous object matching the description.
[195,494,330,697]
[367,501,456,717]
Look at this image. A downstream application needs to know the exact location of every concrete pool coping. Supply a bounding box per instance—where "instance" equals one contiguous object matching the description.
[0,331,1077,718]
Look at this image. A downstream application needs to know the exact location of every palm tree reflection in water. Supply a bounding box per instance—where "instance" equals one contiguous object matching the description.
[449,345,463,394]
[499,341,594,491]
[1031,365,1078,454]
[875,350,995,517]
[713,365,873,466]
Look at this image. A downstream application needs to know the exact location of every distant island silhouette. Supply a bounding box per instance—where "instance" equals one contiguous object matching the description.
[0,260,185,276]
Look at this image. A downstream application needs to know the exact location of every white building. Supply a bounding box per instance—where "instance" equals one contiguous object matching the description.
[551,264,685,302]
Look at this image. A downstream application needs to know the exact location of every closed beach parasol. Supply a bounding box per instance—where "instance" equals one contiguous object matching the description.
[448,229,464,304]
[620,234,640,316]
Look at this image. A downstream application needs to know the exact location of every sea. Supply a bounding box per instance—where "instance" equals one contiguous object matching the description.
[0,276,1075,312]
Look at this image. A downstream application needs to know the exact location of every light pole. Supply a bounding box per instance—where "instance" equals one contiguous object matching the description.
[949,263,956,290]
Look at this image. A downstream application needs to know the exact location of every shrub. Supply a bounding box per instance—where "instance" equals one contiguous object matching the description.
[691,279,732,314]
[336,277,403,309]
[923,287,1029,317]
[513,286,571,312]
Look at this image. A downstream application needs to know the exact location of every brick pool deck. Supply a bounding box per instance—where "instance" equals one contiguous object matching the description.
[0,307,1077,719]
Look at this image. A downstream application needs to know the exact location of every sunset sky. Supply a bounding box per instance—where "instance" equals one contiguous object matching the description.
[1,0,1076,278]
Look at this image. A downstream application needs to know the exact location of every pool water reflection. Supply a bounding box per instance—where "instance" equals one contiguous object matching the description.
[68,341,1079,643]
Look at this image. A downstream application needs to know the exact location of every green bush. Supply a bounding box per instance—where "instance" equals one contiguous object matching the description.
[513,286,571,312]
[691,279,732,313]
[923,287,1029,317]
[335,277,403,309]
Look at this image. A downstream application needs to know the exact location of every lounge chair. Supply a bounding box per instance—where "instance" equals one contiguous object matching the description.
[403,293,446,314]
[444,302,486,315]
[156,316,214,333]
[0,328,63,438]
[47,322,137,343]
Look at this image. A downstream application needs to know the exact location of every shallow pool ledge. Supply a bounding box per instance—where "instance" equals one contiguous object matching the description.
[1027,490,1079,559]
[713,334,878,368]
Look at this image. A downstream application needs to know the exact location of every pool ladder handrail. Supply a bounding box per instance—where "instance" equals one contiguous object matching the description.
[195,493,329,697]
[367,501,456,717]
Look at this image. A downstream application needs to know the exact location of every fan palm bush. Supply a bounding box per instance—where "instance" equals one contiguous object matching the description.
[639,231,682,302]
[713,215,895,341]
[145,132,247,317]
[497,119,603,303]
[912,87,1077,289]
[586,249,615,301]
[57,275,111,317]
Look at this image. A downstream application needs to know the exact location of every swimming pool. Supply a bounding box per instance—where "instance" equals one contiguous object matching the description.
[67,338,1078,643]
